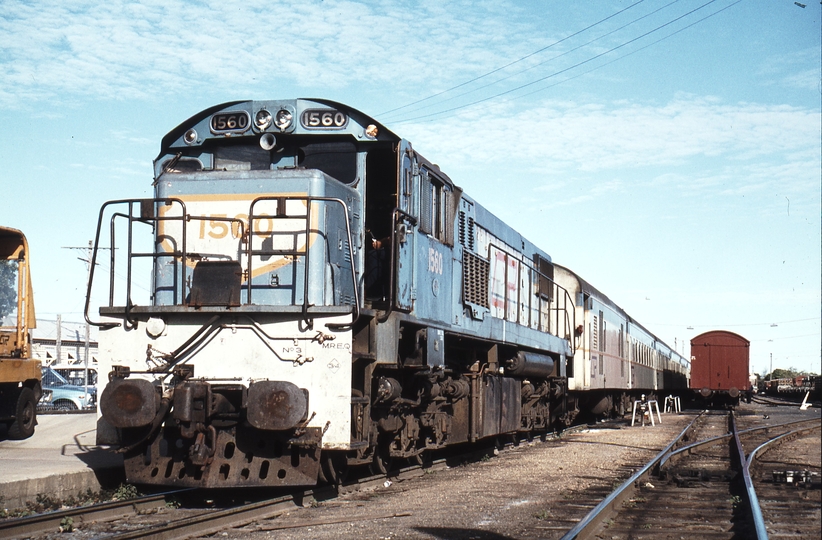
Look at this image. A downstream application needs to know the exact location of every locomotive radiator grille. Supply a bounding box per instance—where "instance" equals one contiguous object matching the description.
[458,211,475,251]
[463,250,490,308]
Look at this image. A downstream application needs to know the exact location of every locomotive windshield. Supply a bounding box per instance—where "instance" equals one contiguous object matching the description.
[164,137,359,185]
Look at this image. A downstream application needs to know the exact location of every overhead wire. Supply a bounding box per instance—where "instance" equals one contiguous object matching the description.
[382,0,682,122]
[510,0,742,102]
[389,0,739,125]
[378,0,649,118]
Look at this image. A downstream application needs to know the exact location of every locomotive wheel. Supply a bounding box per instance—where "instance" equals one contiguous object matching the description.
[494,436,506,452]
[410,449,431,467]
[370,443,394,476]
[7,387,37,440]
[319,452,349,485]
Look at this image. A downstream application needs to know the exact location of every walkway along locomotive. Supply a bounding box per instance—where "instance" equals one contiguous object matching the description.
[86,99,689,488]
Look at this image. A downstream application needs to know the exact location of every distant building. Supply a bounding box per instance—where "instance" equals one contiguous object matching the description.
[29,318,98,367]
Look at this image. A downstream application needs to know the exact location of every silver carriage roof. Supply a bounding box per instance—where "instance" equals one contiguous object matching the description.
[157,98,402,159]
[554,263,678,352]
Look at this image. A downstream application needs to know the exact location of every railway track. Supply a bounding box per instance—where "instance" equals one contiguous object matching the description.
[5,410,817,539]
[0,491,177,539]
[560,411,821,539]
[0,430,547,539]
[747,420,821,538]
[0,466,418,539]
[0,469,414,539]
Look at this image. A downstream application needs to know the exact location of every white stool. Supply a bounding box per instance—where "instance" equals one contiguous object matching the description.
[664,395,681,414]
[631,399,662,426]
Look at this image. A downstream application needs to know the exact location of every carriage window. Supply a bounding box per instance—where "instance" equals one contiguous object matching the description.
[619,324,624,358]
[534,254,553,300]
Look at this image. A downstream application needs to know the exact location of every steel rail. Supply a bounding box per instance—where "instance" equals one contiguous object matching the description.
[560,413,818,540]
[730,412,768,540]
[100,459,449,540]
[658,417,819,471]
[0,492,179,539]
[0,460,441,540]
[26,431,555,539]
[0,421,609,539]
[744,422,822,540]
[102,431,586,540]
[103,492,315,540]
[559,412,704,540]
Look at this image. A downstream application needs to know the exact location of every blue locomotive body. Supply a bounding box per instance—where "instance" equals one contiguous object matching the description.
[87,99,685,488]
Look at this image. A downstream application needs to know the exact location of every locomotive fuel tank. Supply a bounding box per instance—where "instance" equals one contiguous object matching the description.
[505,351,555,379]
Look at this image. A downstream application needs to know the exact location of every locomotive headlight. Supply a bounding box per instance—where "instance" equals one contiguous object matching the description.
[255,109,272,130]
[146,317,166,338]
[274,108,293,130]
[183,129,198,145]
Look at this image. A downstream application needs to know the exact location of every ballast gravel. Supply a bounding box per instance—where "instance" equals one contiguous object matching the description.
[224,411,697,540]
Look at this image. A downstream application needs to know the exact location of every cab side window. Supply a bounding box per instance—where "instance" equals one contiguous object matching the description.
[419,167,454,245]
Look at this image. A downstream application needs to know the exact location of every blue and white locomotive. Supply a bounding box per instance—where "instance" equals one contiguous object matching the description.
[87,98,687,488]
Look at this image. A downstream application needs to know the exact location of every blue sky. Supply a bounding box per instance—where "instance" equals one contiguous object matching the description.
[1,0,819,375]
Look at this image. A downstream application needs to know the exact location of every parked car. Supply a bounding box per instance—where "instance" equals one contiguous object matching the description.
[39,367,97,411]
[51,365,98,388]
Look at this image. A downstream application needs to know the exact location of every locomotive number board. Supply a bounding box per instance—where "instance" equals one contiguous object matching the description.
[300,108,348,130]
[211,111,251,133]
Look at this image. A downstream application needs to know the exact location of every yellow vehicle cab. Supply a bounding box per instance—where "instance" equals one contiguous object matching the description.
[0,226,41,439]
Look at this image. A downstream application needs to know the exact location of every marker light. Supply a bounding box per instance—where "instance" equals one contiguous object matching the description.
[255,109,272,130]
[183,129,198,145]
[365,124,378,139]
[274,109,293,130]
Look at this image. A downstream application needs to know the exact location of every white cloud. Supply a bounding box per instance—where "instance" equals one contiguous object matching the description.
[421,96,818,172]
[758,47,822,91]
[0,0,536,109]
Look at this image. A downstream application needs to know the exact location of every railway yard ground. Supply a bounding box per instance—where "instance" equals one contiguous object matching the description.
[1,400,819,539]
[235,413,700,540]
[0,413,124,512]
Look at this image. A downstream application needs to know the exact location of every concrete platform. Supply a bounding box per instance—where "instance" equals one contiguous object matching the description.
[0,412,124,512]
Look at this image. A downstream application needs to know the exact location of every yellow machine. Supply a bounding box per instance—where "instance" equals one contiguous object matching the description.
[0,226,41,439]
